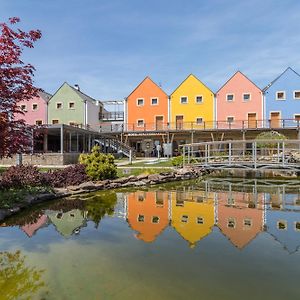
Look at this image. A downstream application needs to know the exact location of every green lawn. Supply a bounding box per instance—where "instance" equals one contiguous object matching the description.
[117,167,173,178]
[122,159,174,168]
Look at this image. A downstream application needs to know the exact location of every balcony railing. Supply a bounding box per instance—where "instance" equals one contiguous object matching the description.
[99,112,124,121]
[99,118,300,133]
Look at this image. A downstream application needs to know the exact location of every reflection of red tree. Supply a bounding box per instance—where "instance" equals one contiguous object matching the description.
[127,191,169,242]
[0,250,46,300]
[217,192,264,249]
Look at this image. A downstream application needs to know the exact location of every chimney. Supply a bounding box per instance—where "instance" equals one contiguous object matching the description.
[74,84,80,91]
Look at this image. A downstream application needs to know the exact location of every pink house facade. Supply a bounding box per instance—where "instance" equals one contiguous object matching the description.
[16,91,52,125]
[216,71,263,129]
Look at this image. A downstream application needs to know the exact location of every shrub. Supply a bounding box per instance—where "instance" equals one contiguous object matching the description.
[1,165,46,189]
[171,155,183,167]
[44,164,88,188]
[79,145,117,181]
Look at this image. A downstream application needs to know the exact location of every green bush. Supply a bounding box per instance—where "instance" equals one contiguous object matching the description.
[171,155,183,167]
[79,145,117,181]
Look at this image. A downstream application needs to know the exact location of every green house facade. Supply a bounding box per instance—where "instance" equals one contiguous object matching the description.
[48,82,103,130]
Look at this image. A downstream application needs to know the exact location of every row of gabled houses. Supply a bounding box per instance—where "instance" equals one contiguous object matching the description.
[5,188,300,253]
[125,67,300,131]
[16,67,300,131]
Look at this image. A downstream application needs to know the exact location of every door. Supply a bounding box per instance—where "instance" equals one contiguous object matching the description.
[176,115,184,130]
[155,116,164,130]
[270,112,280,128]
[248,113,257,128]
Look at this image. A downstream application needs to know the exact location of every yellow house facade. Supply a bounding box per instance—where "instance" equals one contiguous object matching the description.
[170,74,214,130]
[171,191,215,248]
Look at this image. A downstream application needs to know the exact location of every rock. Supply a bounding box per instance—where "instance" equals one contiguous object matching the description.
[148,174,161,182]
[134,181,146,186]
[54,188,69,195]
[122,182,135,187]
[127,175,138,182]
[67,185,81,191]
[78,181,96,190]
[35,193,56,202]
[108,182,121,189]
[113,177,130,184]
[136,174,149,181]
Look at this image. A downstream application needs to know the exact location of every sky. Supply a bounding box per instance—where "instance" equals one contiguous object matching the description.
[1,0,300,103]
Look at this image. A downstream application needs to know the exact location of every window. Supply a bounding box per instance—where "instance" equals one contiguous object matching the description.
[294,91,300,99]
[52,119,59,124]
[180,96,188,104]
[151,98,158,105]
[56,102,63,109]
[137,98,144,106]
[227,196,235,206]
[244,219,252,228]
[197,217,204,224]
[196,95,203,103]
[69,122,76,126]
[69,102,75,109]
[276,91,285,100]
[138,215,144,222]
[277,220,287,230]
[226,94,234,102]
[227,218,236,228]
[152,216,160,224]
[20,104,27,112]
[137,119,144,127]
[295,222,300,231]
[56,212,63,219]
[227,116,234,123]
[294,114,300,122]
[196,117,203,124]
[181,215,189,223]
[35,120,43,126]
[243,93,251,101]
[32,103,38,111]
[138,194,145,202]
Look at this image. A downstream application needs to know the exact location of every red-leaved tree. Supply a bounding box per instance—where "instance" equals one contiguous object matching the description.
[0,17,42,157]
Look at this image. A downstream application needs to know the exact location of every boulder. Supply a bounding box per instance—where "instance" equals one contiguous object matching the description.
[134,181,147,186]
[148,174,161,182]
[136,174,149,181]
[78,181,96,191]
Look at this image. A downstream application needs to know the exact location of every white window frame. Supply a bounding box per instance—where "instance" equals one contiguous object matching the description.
[136,98,144,106]
[56,102,63,109]
[35,120,43,125]
[227,217,236,228]
[32,103,38,111]
[180,96,188,104]
[52,119,59,124]
[151,97,159,106]
[196,216,204,224]
[181,215,189,223]
[137,214,145,222]
[294,221,300,231]
[195,95,203,104]
[294,114,300,122]
[226,93,234,102]
[152,216,160,224]
[137,119,144,127]
[294,90,300,100]
[20,104,27,112]
[276,91,286,100]
[277,220,287,230]
[227,116,235,123]
[243,218,252,228]
[69,102,75,109]
[243,93,251,102]
[196,117,203,125]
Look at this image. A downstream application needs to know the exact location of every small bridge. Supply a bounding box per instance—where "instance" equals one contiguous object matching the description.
[181,139,300,171]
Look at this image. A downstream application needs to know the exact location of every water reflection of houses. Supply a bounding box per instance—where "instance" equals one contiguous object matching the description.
[266,187,300,253]
[216,187,264,249]
[171,190,215,248]
[21,215,49,238]
[126,191,169,242]
[46,209,88,238]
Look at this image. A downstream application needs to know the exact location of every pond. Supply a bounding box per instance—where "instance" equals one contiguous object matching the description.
[1,178,300,300]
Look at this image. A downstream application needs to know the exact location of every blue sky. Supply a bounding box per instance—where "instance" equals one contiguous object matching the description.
[1,0,300,101]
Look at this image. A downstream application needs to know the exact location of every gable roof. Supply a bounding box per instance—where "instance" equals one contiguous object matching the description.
[126,76,168,99]
[170,74,214,96]
[49,82,100,105]
[217,71,262,93]
[38,90,52,103]
[263,67,300,92]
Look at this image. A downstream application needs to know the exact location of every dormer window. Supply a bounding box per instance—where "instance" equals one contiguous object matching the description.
[137,98,144,106]
[276,91,285,100]
[32,103,38,111]
[226,94,234,102]
[151,98,158,105]
[56,103,63,109]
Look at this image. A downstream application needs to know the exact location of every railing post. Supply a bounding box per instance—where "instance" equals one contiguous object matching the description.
[188,146,191,164]
[229,142,232,165]
[282,119,285,128]
[207,144,210,163]
[129,149,132,164]
[277,141,280,163]
[282,141,285,167]
[183,146,185,167]
[253,141,257,169]
[242,120,245,130]
[205,144,208,166]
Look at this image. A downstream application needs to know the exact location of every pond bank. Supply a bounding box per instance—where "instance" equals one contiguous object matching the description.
[0,166,211,222]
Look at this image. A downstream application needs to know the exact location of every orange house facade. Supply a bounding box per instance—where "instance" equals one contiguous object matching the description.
[125,77,169,132]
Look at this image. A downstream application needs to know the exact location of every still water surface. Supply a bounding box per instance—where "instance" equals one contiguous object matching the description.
[1,178,300,300]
